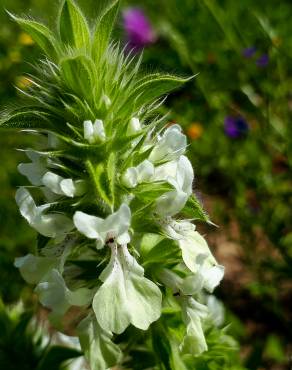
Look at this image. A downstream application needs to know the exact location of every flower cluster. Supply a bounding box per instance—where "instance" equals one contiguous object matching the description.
[3,1,224,368]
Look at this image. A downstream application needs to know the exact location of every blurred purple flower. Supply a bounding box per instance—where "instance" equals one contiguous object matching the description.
[256,54,269,67]
[224,116,249,139]
[122,7,156,52]
[242,46,257,58]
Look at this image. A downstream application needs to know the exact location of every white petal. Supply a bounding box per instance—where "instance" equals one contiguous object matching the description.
[34,213,74,238]
[117,231,131,245]
[35,269,91,320]
[153,160,178,182]
[83,120,94,143]
[16,188,73,237]
[73,211,104,240]
[93,245,162,334]
[102,204,131,241]
[93,119,106,141]
[206,295,225,327]
[176,155,194,195]
[14,254,57,284]
[149,124,187,162]
[18,162,46,186]
[84,119,106,143]
[35,269,70,316]
[121,167,138,188]
[178,230,216,273]
[93,246,130,334]
[127,117,141,136]
[180,274,204,296]
[200,264,225,293]
[60,178,75,197]
[136,160,154,182]
[42,172,64,195]
[16,187,38,223]
[74,180,87,196]
[156,189,188,217]
[180,297,208,356]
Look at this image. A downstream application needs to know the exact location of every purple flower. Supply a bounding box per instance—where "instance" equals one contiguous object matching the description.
[123,7,156,52]
[224,116,249,139]
[242,46,257,58]
[256,54,269,67]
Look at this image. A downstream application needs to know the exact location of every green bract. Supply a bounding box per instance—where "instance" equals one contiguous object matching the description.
[3,0,225,368]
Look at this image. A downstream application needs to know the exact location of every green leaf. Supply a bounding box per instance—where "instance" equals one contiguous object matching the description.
[9,14,60,60]
[132,74,193,108]
[142,238,181,269]
[181,194,210,222]
[107,152,116,205]
[58,0,90,50]
[37,346,81,370]
[92,0,120,62]
[77,314,122,370]
[151,321,172,370]
[60,55,95,100]
[86,160,112,206]
[133,181,174,203]
[0,110,53,129]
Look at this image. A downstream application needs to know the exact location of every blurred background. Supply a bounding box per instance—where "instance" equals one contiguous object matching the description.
[0,0,291,369]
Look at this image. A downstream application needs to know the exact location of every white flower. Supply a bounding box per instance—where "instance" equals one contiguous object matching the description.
[127,117,142,136]
[35,269,92,322]
[83,119,106,144]
[163,219,224,293]
[15,251,92,324]
[16,187,73,237]
[121,167,138,188]
[180,297,209,356]
[206,295,225,327]
[14,253,58,284]
[42,171,86,198]
[121,160,154,188]
[154,155,194,216]
[18,150,47,186]
[149,124,187,162]
[93,244,162,334]
[73,204,131,249]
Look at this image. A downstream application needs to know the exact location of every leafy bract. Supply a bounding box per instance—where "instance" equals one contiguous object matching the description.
[92,0,120,62]
[8,14,60,60]
[59,0,90,50]
[60,55,95,101]
[132,74,193,108]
